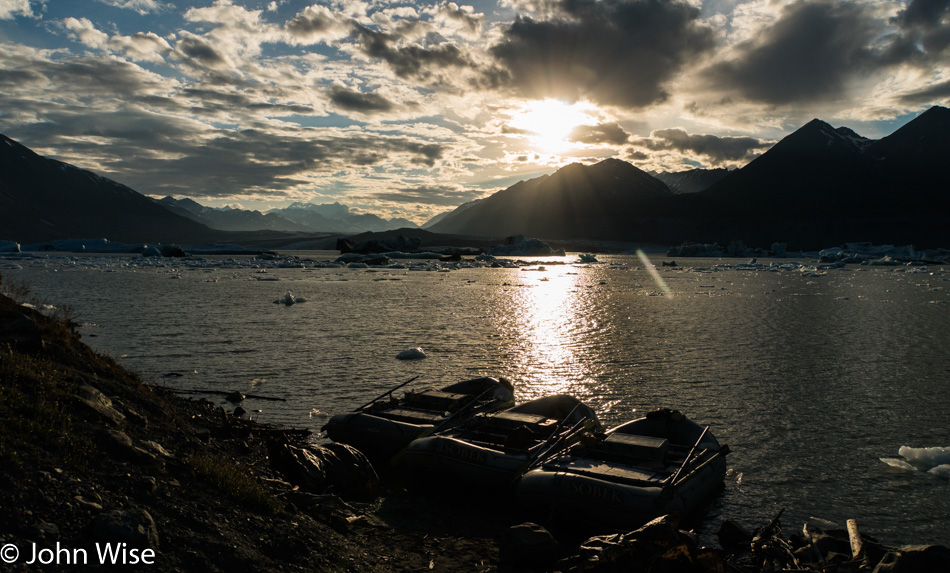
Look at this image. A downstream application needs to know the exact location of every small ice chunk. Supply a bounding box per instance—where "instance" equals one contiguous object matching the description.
[274,291,305,305]
[879,457,917,472]
[928,465,950,479]
[898,445,950,469]
[882,446,950,479]
[396,347,427,360]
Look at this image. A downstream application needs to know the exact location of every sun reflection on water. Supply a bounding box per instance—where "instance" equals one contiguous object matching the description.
[506,265,596,401]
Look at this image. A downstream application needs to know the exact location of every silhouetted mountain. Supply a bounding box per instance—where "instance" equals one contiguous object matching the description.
[431,106,949,249]
[428,158,672,240]
[696,106,950,247]
[157,197,311,232]
[652,168,731,194]
[422,200,483,228]
[0,134,218,244]
[864,105,950,204]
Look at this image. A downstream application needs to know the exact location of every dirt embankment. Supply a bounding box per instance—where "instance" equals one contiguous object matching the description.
[0,281,501,572]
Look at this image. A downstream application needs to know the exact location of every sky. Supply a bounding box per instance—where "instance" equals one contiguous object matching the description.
[1,0,948,224]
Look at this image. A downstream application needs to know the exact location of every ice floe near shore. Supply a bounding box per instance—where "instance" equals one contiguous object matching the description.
[12,238,267,257]
[881,446,950,479]
[668,240,950,265]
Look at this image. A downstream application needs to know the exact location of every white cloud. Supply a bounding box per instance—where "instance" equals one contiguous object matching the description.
[0,0,36,19]
[96,0,169,15]
[62,17,110,50]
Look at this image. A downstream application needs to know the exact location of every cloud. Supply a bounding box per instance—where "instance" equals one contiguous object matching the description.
[892,0,950,62]
[352,23,474,82]
[284,4,353,44]
[96,0,169,15]
[62,17,110,49]
[569,122,630,145]
[373,184,483,206]
[175,33,230,70]
[430,2,483,38]
[328,84,396,114]
[0,0,37,19]
[899,78,950,105]
[489,0,715,108]
[60,18,172,64]
[706,1,895,105]
[632,128,769,164]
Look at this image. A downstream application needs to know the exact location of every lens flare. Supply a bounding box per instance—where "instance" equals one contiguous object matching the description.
[636,249,673,298]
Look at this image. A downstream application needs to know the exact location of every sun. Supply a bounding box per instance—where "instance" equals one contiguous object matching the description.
[509,99,597,153]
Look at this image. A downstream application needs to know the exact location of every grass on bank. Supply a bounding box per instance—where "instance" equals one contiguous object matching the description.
[185,451,282,514]
[0,272,93,467]
[1,271,282,513]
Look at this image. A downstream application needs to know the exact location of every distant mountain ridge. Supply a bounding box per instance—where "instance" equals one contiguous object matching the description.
[158,197,420,234]
[268,202,419,233]
[652,168,731,194]
[156,197,311,233]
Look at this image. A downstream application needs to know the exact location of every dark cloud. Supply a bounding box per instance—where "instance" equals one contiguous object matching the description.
[0,68,45,89]
[489,0,715,108]
[569,122,630,145]
[177,35,227,68]
[352,24,472,81]
[897,0,950,28]
[707,1,891,105]
[286,7,336,36]
[892,0,950,61]
[634,129,768,163]
[108,130,446,196]
[328,85,396,113]
[625,149,649,162]
[899,78,950,105]
[374,184,481,206]
[181,88,314,116]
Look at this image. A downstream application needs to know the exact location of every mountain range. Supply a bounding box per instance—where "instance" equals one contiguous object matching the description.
[2,106,948,249]
[157,197,418,234]
[429,105,950,249]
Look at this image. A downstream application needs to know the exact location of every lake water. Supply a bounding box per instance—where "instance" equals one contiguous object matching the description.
[3,251,948,545]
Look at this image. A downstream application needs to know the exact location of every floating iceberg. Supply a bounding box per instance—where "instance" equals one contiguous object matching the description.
[273,291,306,305]
[880,446,950,479]
[488,235,564,256]
[396,347,427,360]
[0,240,20,253]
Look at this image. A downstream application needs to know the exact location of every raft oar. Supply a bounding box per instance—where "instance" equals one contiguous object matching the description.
[388,384,501,466]
[354,375,420,412]
[661,425,709,497]
[513,416,598,482]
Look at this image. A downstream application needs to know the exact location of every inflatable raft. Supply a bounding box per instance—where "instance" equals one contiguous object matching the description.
[323,376,514,462]
[517,408,729,529]
[404,394,601,487]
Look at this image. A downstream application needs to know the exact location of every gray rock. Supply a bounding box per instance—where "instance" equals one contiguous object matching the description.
[499,522,559,568]
[87,509,159,549]
[75,385,126,426]
[0,310,35,333]
[873,544,950,572]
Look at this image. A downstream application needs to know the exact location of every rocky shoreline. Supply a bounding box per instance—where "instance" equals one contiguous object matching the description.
[1,274,948,572]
